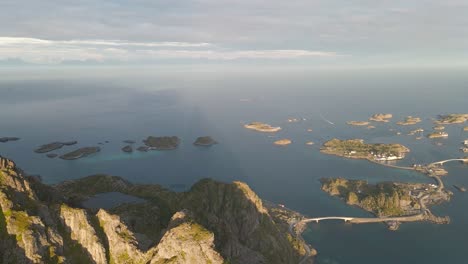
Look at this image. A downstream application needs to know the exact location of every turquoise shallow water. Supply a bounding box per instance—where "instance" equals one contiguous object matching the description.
[0,66,467,264]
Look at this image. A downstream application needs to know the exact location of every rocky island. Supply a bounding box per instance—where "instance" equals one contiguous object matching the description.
[435,114,468,124]
[274,139,292,146]
[369,113,392,122]
[0,155,310,264]
[433,126,445,131]
[121,145,133,153]
[396,116,422,125]
[46,153,58,158]
[321,138,410,161]
[59,147,101,160]
[427,132,449,138]
[193,136,218,146]
[464,126,468,131]
[34,141,78,153]
[347,121,370,126]
[143,136,180,150]
[0,137,20,143]
[244,122,281,132]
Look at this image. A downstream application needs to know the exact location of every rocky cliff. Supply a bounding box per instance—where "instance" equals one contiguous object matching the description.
[0,156,310,264]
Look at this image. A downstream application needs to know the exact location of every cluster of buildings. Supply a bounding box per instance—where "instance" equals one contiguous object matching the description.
[371,152,404,161]
[461,140,468,153]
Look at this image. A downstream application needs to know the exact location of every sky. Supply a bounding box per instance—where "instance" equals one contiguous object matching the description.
[1,0,468,67]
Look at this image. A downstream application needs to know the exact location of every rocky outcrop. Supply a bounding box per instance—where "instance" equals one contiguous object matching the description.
[149,210,224,264]
[59,205,107,264]
[0,155,308,264]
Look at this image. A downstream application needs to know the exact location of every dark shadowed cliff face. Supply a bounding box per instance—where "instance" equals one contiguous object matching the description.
[0,156,308,264]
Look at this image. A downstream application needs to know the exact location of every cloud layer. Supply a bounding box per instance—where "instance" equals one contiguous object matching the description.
[0,0,467,65]
[0,37,337,63]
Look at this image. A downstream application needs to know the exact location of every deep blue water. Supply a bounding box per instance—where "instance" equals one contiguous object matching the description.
[0,66,467,264]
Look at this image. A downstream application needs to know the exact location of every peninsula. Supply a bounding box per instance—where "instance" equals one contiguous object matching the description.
[347,121,370,126]
[369,113,392,122]
[143,136,180,150]
[435,114,468,124]
[193,136,218,146]
[34,141,78,153]
[244,122,281,132]
[0,155,309,264]
[59,147,101,160]
[320,138,410,161]
[396,116,422,125]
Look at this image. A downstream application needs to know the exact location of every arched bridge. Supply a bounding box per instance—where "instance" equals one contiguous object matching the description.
[303,217,354,223]
[430,158,468,166]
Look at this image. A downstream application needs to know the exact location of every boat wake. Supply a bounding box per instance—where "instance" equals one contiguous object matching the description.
[320,114,335,125]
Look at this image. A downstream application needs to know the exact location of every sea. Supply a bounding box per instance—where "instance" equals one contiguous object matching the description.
[0,65,467,264]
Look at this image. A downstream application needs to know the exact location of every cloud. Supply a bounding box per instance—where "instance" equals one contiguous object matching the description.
[0,37,212,48]
[0,37,338,64]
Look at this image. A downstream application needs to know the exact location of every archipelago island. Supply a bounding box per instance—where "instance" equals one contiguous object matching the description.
[244,122,281,132]
[435,114,468,124]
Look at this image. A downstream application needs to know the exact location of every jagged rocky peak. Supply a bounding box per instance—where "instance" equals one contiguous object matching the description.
[0,156,308,264]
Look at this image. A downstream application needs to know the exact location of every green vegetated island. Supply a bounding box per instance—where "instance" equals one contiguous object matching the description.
[320,178,451,230]
[34,141,78,153]
[193,136,218,146]
[0,155,311,264]
[320,138,410,161]
[0,137,20,143]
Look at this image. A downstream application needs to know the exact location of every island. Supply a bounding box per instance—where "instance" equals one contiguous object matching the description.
[136,146,149,152]
[320,178,450,229]
[369,113,393,122]
[427,132,449,138]
[0,137,20,143]
[435,114,468,124]
[244,122,281,132]
[320,138,409,161]
[143,136,180,150]
[34,141,78,153]
[347,121,370,126]
[408,128,424,136]
[306,141,314,145]
[367,125,376,129]
[433,125,445,131]
[122,145,133,153]
[46,153,58,158]
[464,126,468,131]
[193,136,218,146]
[59,147,101,160]
[396,116,422,125]
[274,139,292,146]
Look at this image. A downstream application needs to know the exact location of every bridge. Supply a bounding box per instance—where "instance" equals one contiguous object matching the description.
[429,158,468,166]
[303,216,354,223]
[302,214,425,225]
